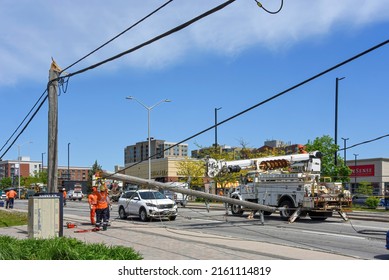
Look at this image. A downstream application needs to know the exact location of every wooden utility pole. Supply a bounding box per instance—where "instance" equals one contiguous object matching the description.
[47,59,61,193]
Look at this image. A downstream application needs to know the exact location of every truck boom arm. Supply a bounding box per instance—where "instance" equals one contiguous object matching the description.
[206,151,322,177]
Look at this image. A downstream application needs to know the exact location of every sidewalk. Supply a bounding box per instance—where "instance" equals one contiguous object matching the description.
[0,211,359,260]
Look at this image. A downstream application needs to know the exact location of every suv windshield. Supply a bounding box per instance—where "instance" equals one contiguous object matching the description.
[139,191,166,200]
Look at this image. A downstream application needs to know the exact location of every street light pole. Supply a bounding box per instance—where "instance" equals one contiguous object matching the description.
[353,153,358,193]
[67,143,70,189]
[126,96,171,180]
[17,141,32,197]
[214,107,222,153]
[341,137,349,163]
[335,77,345,166]
[41,152,46,172]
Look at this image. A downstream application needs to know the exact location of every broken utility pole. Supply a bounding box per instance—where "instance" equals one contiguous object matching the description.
[47,59,61,193]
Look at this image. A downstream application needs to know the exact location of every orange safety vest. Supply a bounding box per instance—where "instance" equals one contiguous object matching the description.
[96,191,109,209]
[88,192,98,207]
[7,190,17,199]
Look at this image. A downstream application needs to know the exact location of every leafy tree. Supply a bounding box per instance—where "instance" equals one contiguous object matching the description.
[305,135,351,182]
[23,170,47,187]
[176,158,205,188]
[0,177,12,189]
[88,160,102,193]
[356,181,373,195]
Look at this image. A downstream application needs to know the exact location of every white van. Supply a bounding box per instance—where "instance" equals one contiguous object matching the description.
[162,182,188,207]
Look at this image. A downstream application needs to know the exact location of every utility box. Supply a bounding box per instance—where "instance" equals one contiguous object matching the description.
[28,193,63,238]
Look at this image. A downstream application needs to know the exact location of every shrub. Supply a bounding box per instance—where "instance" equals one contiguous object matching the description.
[365,197,380,209]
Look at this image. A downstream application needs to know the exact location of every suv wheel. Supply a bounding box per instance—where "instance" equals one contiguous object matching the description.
[118,206,127,219]
[139,208,150,222]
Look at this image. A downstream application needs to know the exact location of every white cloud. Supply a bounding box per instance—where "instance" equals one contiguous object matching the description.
[0,0,388,87]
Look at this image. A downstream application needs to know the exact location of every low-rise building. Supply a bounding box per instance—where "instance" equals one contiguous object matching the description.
[346,157,389,196]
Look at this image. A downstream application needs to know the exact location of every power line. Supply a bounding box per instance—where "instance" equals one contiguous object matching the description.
[338,134,389,152]
[254,0,284,14]
[61,0,174,74]
[63,0,237,79]
[0,90,47,158]
[105,39,389,178]
[0,0,176,160]
[0,92,48,160]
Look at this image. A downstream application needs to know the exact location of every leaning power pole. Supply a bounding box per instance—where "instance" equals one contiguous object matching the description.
[47,59,61,193]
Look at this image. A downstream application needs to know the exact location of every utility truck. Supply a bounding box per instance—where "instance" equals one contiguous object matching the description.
[206,151,352,222]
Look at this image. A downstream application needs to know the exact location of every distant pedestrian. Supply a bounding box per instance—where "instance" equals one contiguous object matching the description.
[6,189,17,209]
[60,188,67,207]
[95,185,110,231]
[88,186,98,225]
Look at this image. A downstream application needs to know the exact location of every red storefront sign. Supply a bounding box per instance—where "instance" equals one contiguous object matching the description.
[349,164,375,177]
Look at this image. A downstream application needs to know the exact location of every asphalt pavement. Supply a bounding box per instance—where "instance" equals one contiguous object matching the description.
[0,207,369,260]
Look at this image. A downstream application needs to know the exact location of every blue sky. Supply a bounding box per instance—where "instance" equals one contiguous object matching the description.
[1,0,389,171]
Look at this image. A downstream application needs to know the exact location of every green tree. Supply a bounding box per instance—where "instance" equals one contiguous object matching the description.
[305,135,351,182]
[176,158,205,188]
[88,160,102,193]
[356,181,373,195]
[23,170,48,187]
[0,177,12,189]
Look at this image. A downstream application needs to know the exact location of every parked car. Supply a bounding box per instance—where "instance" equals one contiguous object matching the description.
[352,195,369,206]
[67,189,84,201]
[118,189,178,222]
[378,198,389,207]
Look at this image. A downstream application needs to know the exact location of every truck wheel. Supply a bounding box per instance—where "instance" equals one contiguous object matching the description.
[279,200,294,220]
[169,215,177,221]
[118,207,127,219]
[139,208,150,222]
[231,203,244,216]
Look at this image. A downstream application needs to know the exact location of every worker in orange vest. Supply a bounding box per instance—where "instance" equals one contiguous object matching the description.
[95,185,111,231]
[298,144,308,154]
[61,188,67,207]
[6,189,17,209]
[88,186,98,225]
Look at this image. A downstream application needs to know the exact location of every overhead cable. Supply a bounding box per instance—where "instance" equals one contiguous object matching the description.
[63,0,237,79]
[105,39,388,178]
[61,0,174,74]
[0,90,47,155]
[0,0,175,159]
[254,0,284,14]
[338,134,389,152]
[0,92,48,160]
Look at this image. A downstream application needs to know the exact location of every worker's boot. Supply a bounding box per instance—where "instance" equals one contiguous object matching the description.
[102,222,107,231]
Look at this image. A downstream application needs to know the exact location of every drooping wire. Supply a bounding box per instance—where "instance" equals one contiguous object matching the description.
[254,0,284,14]
[58,76,70,96]
[60,0,175,74]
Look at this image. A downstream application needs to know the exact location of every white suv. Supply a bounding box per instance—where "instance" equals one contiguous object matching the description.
[118,189,178,222]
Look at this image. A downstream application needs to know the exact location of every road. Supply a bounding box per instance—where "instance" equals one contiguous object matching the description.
[14,199,389,260]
